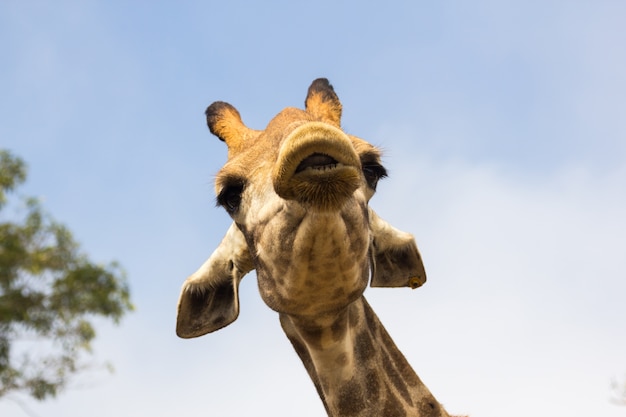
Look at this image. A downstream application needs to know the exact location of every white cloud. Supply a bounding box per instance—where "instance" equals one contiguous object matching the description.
[369,152,626,417]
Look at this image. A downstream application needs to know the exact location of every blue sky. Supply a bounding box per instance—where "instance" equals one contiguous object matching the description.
[1,1,625,416]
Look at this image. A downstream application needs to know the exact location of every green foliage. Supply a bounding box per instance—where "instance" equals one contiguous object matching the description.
[0,150,133,401]
[0,150,26,209]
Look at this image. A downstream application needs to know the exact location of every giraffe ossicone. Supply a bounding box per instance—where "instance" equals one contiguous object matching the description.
[177,78,451,416]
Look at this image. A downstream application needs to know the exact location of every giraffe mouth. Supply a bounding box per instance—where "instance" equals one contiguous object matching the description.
[273,122,361,209]
[295,153,340,173]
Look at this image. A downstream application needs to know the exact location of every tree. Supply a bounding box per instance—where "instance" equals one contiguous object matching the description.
[0,149,133,401]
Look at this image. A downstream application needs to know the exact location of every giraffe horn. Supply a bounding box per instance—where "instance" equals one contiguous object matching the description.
[304,78,342,127]
[205,101,255,152]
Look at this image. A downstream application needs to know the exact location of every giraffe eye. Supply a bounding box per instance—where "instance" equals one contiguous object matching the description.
[217,182,244,214]
[362,163,387,190]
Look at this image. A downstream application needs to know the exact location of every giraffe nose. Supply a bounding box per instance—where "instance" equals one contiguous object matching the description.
[273,122,361,209]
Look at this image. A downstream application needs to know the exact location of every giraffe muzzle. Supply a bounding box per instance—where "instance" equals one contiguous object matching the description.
[273,122,362,210]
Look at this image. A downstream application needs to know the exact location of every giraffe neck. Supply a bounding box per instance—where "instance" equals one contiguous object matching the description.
[279,297,449,417]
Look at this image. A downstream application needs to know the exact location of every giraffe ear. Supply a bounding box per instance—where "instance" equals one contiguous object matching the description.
[305,78,342,127]
[176,223,254,338]
[369,209,427,289]
[205,101,257,154]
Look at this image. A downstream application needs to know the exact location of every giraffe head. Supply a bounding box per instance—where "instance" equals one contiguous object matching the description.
[177,79,426,338]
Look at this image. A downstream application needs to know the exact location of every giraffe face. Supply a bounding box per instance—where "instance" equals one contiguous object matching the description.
[176,79,427,338]
[211,82,387,316]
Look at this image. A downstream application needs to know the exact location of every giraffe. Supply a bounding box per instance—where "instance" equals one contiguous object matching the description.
[176,78,451,417]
